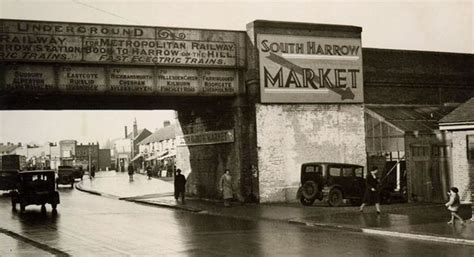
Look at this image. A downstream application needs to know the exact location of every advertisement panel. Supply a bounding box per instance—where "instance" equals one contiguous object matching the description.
[109,67,154,94]
[0,19,244,67]
[176,130,234,146]
[258,34,363,103]
[58,66,107,94]
[157,68,199,95]
[1,64,239,96]
[4,64,55,92]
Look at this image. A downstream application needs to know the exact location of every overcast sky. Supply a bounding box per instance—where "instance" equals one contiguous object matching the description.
[0,0,472,145]
[0,111,176,145]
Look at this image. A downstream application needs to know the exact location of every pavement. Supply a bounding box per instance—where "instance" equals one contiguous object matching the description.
[76,171,474,246]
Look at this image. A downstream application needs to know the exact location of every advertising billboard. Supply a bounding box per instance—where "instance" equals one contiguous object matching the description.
[258,34,363,103]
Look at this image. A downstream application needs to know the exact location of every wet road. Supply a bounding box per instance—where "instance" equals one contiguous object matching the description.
[1,187,473,256]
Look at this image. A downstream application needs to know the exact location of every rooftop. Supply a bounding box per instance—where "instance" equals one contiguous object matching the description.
[366,105,457,132]
[139,125,176,145]
[439,97,474,124]
[0,144,21,153]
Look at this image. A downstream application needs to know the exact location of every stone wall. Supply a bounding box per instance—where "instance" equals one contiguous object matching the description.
[256,103,366,202]
[175,99,249,200]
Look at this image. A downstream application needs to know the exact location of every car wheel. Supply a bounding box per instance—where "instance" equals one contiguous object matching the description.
[300,196,316,206]
[301,181,319,199]
[328,188,343,207]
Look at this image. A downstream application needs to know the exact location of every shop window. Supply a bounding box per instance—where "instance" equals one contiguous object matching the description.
[468,135,474,160]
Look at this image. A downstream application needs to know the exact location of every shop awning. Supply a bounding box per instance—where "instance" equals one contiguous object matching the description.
[366,105,456,132]
[365,105,457,153]
[158,150,176,160]
[145,150,168,161]
[130,153,143,162]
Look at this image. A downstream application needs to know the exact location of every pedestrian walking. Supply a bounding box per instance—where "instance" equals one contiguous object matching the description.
[90,165,96,180]
[445,187,465,225]
[219,169,233,207]
[174,169,186,204]
[360,166,382,214]
[146,165,152,180]
[128,163,135,182]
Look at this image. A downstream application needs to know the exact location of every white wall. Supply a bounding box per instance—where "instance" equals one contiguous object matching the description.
[256,103,367,202]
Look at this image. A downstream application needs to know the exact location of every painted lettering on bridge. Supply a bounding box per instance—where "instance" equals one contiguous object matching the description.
[257,34,363,103]
[264,53,359,100]
[260,39,360,56]
[0,20,245,67]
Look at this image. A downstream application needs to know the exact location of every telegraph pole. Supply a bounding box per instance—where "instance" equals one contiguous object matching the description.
[88,143,91,175]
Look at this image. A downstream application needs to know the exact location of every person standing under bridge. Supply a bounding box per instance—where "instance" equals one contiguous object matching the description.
[220,169,233,207]
[128,163,135,182]
[174,169,186,204]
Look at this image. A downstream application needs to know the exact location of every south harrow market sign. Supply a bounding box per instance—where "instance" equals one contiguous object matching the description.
[0,19,245,96]
[258,34,364,103]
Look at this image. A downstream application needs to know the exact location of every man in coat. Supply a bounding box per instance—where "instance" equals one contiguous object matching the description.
[360,166,382,214]
[128,163,135,182]
[219,169,233,207]
[174,169,186,203]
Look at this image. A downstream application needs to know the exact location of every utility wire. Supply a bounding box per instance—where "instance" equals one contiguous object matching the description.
[71,0,142,25]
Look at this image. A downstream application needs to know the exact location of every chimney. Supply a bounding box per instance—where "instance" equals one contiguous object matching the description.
[124,126,128,138]
[133,118,138,137]
[163,120,171,127]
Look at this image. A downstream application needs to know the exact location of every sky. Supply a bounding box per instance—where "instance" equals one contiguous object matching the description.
[0,0,472,145]
[0,111,176,145]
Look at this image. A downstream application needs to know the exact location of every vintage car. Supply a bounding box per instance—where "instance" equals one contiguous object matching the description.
[0,169,19,192]
[56,166,75,188]
[297,162,365,207]
[10,170,60,212]
[73,166,84,180]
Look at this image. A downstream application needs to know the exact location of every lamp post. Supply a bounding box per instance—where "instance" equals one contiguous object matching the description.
[88,143,92,175]
[47,142,52,168]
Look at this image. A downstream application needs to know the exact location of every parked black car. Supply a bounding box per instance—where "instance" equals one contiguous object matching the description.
[297,162,365,207]
[11,170,60,213]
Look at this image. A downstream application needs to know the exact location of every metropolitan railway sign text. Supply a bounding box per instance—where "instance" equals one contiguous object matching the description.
[0,20,244,67]
[0,19,245,96]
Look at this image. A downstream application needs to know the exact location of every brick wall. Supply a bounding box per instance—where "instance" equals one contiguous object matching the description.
[256,103,367,202]
[98,149,111,171]
[175,100,246,200]
[452,131,474,202]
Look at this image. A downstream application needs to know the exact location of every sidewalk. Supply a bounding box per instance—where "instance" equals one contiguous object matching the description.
[77,172,474,246]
